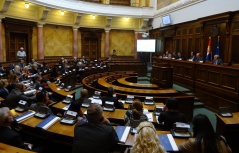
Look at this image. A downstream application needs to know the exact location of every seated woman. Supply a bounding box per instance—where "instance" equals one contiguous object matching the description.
[68,89,87,118]
[124,99,148,126]
[22,66,30,80]
[0,80,9,100]
[29,91,53,115]
[158,97,188,130]
[124,121,166,153]
[178,114,231,153]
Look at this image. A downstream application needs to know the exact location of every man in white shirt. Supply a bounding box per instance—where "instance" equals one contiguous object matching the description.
[17,47,26,60]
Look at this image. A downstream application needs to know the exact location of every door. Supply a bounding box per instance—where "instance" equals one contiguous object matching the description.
[9,32,28,62]
[83,38,98,59]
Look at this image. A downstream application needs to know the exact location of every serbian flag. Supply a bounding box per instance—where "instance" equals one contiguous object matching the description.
[206,36,212,61]
[215,36,220,56]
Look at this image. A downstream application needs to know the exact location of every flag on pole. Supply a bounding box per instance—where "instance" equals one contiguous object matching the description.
[206,36,212,61]
[215,36,220,56]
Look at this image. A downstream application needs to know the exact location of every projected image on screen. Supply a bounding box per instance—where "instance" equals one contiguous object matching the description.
[162,15,171,25]
[137,39,156,52]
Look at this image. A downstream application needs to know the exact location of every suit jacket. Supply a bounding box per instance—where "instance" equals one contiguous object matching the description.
[158,111,188,130]
[68,98,84,116]
[5,89,36,109]
[0,87,9,99]
[195,57,204,62]
[212,59,223,65]
[101,94,124,109]
[0,126,28,150]
[72,119,119,153]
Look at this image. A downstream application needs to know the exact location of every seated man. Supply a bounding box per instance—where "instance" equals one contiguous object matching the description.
[177,52,184,60]
[158,97,188,130]
[188,52,196,61]
[72,103,118,153]
[195,53,204,62]
[101,87,124,109]
[0,107,33,150]
[5,83,36,109]
[212,54,223,65]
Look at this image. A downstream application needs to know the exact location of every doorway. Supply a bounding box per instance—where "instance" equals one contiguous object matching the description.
[9,32,28,62]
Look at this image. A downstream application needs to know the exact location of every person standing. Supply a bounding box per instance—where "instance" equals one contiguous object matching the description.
[17,47,26,60]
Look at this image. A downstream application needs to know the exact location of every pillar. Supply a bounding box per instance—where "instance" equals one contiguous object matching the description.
[0,18,3,62]
[73,26,79,57]
[104,29,110,58]
[37,23,44,59]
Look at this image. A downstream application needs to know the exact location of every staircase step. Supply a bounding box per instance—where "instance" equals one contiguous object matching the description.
[194,102,204,108]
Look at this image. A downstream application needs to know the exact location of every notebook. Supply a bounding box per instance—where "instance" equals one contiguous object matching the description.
[115,126,130,143]
[36,115,60,130]
[14,111,35,123]
[158,134,178,152]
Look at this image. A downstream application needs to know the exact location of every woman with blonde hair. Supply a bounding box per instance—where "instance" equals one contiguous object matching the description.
[125,121,166,153]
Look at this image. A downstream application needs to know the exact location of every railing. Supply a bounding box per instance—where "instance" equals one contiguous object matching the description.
[80,0,150,7]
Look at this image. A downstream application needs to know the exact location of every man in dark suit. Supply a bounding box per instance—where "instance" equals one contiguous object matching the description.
[72,103,119,153]
[158,97,188,130]
[101,87,124,109]
[195,53,204,62]
[5,83,36,109]
[0,107,33,150]
[212,54,223,65]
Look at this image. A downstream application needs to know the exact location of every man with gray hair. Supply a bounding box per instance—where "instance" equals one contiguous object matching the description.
[212,54,223,65]
[0,107,33,150]
[72,103,119,153]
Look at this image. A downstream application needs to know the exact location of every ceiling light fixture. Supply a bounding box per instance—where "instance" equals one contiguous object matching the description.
[61,10,64,15]
[125,17,129,21]
[92,15,95,19]
[25,3,29,8]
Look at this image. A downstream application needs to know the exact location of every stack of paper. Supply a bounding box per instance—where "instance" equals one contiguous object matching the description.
[14,111,35,123]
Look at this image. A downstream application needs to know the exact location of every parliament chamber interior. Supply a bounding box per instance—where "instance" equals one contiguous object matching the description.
[0,0,239,153]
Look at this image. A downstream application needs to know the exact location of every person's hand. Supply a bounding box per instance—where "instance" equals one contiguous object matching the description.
[101,116,110,125]
[24,143,33,150]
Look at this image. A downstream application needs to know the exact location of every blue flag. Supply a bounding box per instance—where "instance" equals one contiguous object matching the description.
[215,36,220,56]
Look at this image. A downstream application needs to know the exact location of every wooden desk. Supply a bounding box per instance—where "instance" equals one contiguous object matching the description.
[117,76,159,89]
[0,142,36,153]
[51,102,158,123]
[98,76,178,96]
[48,83,75,97]
[0,97,4,101]
[123,130,187,146]
[124,103,165,111]
[215,112,239,152]
[215,112,239,134]
[157,58,239,112]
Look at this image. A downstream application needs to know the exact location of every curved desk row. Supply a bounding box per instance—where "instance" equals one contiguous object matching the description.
[0,143,36,153]
[117,76,159,89]
[11,110,188,149]
[98,75,178,95]
[82,72,194,121]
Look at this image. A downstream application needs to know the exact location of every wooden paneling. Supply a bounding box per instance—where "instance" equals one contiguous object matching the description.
[158,58,239,112]
[150,11,239,64]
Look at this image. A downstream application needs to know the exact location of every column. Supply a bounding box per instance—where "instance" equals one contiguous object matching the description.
[72,26,79,57]
[104,29,110,58]
[37,23,44,59]
[134,31,139,60]
[0,18,3,62]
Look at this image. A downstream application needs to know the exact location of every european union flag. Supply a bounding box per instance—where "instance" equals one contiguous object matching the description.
[215,36,220,56]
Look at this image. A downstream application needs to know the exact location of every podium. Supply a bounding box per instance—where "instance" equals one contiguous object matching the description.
[151,63,173,88]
